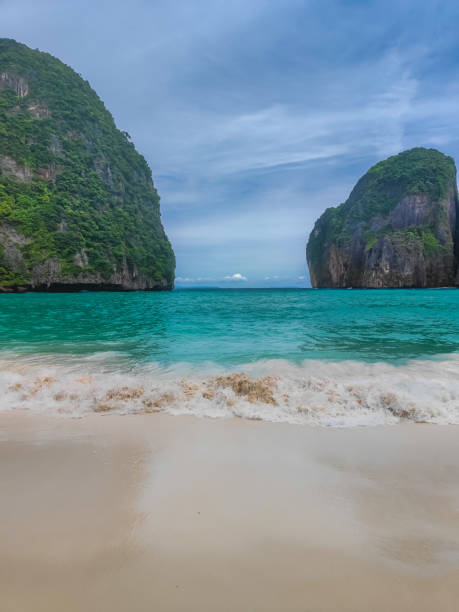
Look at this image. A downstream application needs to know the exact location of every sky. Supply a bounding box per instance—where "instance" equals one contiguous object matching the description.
[3,0,459,287]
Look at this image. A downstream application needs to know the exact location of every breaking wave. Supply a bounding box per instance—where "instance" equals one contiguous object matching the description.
[1,352,459,427]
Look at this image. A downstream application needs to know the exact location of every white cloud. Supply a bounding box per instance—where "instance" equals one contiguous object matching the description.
[224,273,247,281]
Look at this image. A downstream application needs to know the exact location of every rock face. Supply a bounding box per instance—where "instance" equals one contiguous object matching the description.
[0,39,175,291]
[307,148,459,288]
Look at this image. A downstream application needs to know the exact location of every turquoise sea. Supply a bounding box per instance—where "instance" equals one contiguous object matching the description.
[1,289,459,426]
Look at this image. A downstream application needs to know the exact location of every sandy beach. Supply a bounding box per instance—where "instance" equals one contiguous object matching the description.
[1,412,459,611]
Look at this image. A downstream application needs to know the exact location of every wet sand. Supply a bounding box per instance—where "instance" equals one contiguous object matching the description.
[1,412,459,611]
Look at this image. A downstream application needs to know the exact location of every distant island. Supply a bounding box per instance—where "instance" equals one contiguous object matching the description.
[307,148,459,288]
[0,39,175,292]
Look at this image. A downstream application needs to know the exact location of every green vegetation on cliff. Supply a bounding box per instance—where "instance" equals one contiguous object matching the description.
[307,148,459,288]
[0,38,175,289]
[346,147,455,220]
[307,148,457,265]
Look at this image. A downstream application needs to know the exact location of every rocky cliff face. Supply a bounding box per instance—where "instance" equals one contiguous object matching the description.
[307,148,459,288]
[0,39,175,292]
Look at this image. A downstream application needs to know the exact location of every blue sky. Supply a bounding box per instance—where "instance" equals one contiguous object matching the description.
[3,0,459,287]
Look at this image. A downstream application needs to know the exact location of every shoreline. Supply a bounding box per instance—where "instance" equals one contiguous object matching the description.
[2,411,459,611]
[2,352,459,426]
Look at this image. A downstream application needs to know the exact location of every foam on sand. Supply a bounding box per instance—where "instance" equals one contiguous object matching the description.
[1,353,459,426]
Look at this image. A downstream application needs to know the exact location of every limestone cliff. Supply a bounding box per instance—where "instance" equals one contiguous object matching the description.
[307,148,459,288]
[0,39,175,291]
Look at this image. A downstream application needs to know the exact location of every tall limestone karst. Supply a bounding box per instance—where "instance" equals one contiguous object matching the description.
[307,148,459,288]
[0,39,175,291]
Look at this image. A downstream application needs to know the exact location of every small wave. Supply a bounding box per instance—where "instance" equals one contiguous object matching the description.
[1,353,459,427]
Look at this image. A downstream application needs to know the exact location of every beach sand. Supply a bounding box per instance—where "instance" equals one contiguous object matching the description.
[1,412,459,611]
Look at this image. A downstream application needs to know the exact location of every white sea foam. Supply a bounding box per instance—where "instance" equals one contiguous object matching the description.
[1,352,459,427]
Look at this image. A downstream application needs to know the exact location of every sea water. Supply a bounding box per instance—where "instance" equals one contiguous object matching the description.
[1,288,459,426]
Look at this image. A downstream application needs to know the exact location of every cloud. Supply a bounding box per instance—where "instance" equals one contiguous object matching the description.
[224,273,247,281]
